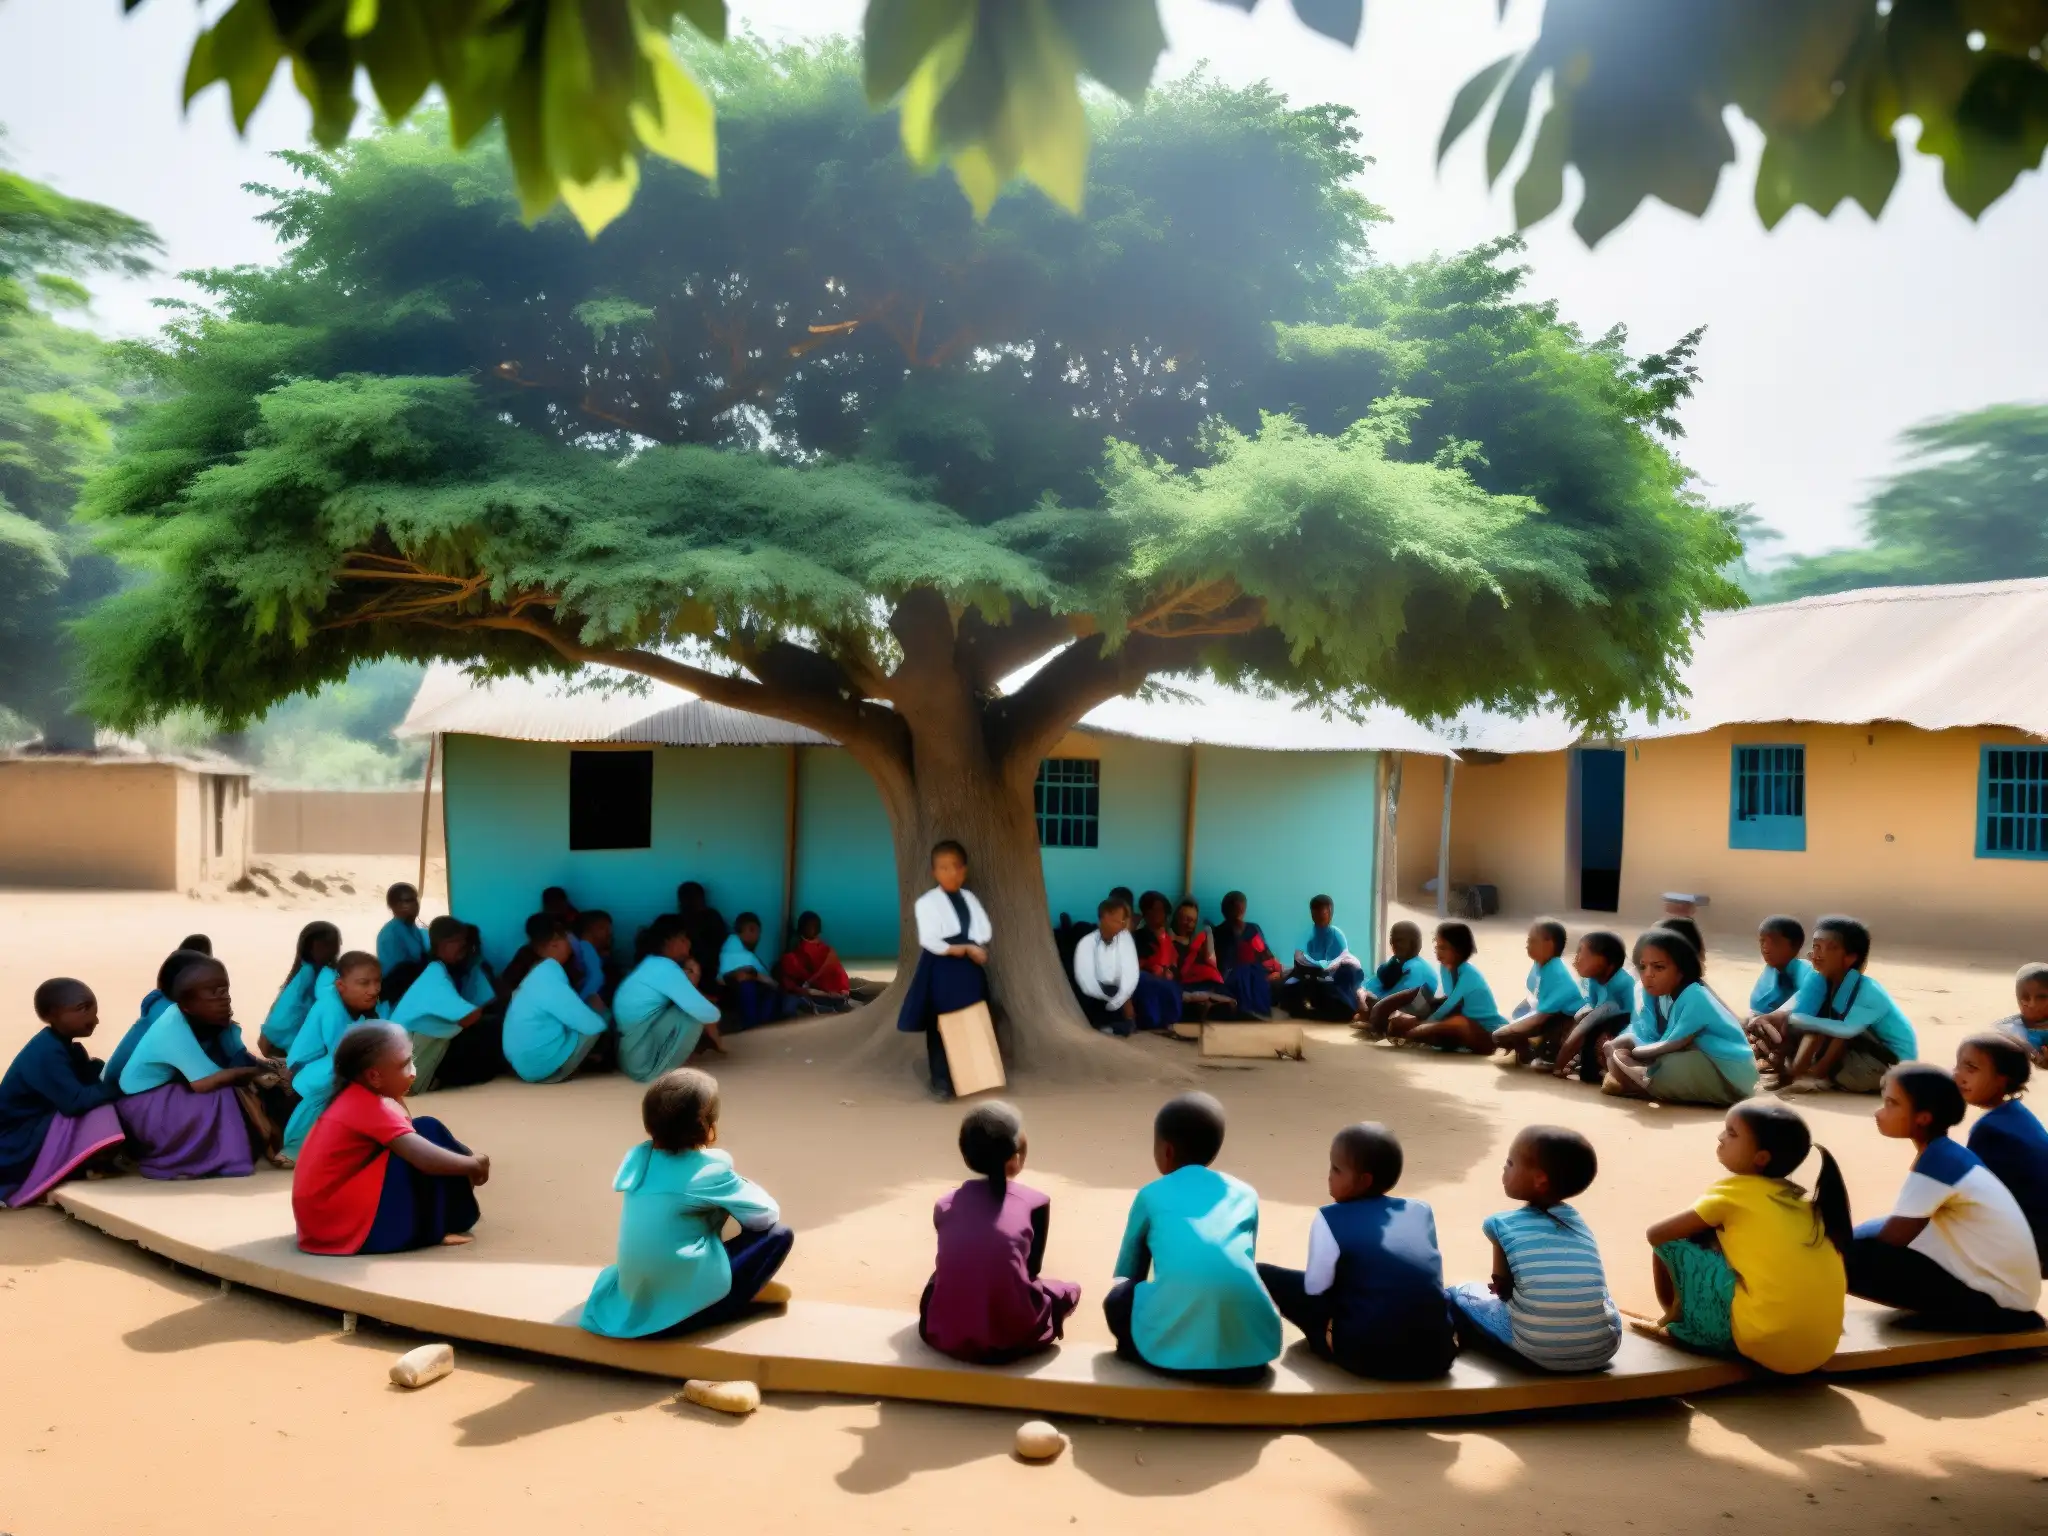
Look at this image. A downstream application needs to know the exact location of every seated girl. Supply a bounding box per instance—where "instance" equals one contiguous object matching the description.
[1642,1101,1848,1374]
[920,1102,1081,1363]
[502,914,611,1083]
[390,916,501,1093]
[718,913,798,1030]
[106,945,212,1093]
[135,933,210,1021]
[1493,919,1584,1065]
[283,952,388,1158]
[613,916,723,1081]
[1994,962,2048,1070]
[1605,929,1757,1106]
[1359,920,1438,1038]
[1167,899,1235,1021]
[116,957,286,1177]
[293,1022,488,1256]
[1765,916,1918,1094]
[1281,895,1369,1022]
[261,921,342,1059]
[1211,891,1282,1021]
[1131,892,1187,1030]
[0,980,125,1208]
[1846,1064,2042,1330]
[376,883,429,975]
[1551,931,1634,1084]
[774,911,854,1014]
[1385,922,1501,1054]
[1954,1033,2048,1277]
[581,1068,794,1339]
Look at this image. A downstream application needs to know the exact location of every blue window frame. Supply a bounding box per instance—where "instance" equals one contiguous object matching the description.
[1034,758,1100,849]
[1978,745,2048,860]
[1729,744,1806,852]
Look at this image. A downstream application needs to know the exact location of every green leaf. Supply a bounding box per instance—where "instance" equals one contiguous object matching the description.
[667,0,728,45]
[356,0,439,123]
[1484,53,1542,186]
[865,0,974,105]
[897,10,976,167]
[628,22,718,180]
[1512,102,1569,227]
[1288,0,1364,46]
[1939,55,2048,218]
[1048,0,1169,101]
[345,0,379,39]
[1438,52,1518,167]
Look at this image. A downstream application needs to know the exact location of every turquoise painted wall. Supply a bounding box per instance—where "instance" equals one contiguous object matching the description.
[445,734,792,968]
[1038,736,1188,923]
[790,747,898,958]
[1190,748,1380,956]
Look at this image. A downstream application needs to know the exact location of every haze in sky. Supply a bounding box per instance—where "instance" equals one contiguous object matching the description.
[2,0,2042,557]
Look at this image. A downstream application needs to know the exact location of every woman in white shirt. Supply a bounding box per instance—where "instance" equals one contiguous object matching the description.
[895,840,992,1098]
[1073,897,1141,1036]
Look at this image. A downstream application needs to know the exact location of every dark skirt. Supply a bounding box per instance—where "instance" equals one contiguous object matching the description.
[1133,973,1183,1031]
[115,1082,255,1180]
[359,1116,481,1254]
[896,951,988,1032]
[728,979,797,1031]
[431,1016,505,1090]
[1224,965,1273,1020]
[2,1103,126,1207]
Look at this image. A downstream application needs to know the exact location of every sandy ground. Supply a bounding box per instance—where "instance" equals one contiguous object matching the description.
[3,865,2046,1535]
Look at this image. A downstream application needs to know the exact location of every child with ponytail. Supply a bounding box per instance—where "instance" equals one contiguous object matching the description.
[917,1102,1081,1364]
[1641,1100,1850,1374]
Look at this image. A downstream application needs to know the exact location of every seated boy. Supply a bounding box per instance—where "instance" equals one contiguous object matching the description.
[1996,963,2048,1070]
[775,911,855,1013]
[1105,1092,1281,1383]
[572,910,615,1006]
[376,883,429,975]
[1282,895,1369,1021]
[1769,916,1918,1094]
[1257,1122,1456,1379]
[1492,919,1583,1066]
[1552,930,1634,1083]
[718,913,797,1030]
[1072,896,1141,1036]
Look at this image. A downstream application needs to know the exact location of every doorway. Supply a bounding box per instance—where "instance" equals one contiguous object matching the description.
[1576,748,1626,912]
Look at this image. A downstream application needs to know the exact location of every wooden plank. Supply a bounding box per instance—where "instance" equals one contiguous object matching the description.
[937,1001,1005,1095]
[1201,1021,1304,1060]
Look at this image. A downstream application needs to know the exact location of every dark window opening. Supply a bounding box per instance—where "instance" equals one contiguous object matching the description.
[570,751,654,851]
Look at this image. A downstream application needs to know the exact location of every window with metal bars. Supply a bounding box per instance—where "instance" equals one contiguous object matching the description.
[1729,743,1806,852]
[1978,745,2048,860]
[1034,758,1100,849]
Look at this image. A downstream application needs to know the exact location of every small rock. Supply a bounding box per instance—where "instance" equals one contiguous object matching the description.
[680,1379,760,1415]
[1015,1420,1067,1462]
[390,1342,455,1389]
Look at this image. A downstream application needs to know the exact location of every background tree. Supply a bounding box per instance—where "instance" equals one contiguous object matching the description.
[129,0,2048,239]
[81,44,1738,1076]
[0,145,159,748]
[1761,404,2048,600]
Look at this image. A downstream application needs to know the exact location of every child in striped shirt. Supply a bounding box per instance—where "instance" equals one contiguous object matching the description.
[1450,1125,1621,1372]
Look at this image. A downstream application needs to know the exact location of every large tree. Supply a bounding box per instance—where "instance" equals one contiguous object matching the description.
[81,43,1737,1076]
[0,150,159,747]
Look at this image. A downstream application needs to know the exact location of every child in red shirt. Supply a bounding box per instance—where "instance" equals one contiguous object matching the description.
[293,1021,490,1256]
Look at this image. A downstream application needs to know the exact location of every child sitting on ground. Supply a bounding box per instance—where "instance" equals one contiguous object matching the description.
[1167,899,1235,1022]
[919,1102,1082,1363]
[390,916,501,1093]
[612,915,723,1081]
[503,914,611,1083]
[376,883,429,975]
[897,841,993,1099]
[1954,1034,2048,1276]
[106,945,212,1093]
[1762,915,1918,1094]
[1994,963,2048,1069]
[719,912,797,1030]
[0,980,124,1208]
[1551,930,1634,1083]
[1131,892,1187,1031]
[1212,892,1282,1021]
[1359,920,1438,1038]
[1073,896,1141,1036]
[580,1067,793,1339]
[775,911,854,1014]
[1846,1064,2042,1330]
[1493,919,1584,1066]
[1256,1121,1456,1379]
[1283,895,1369,1022]
[117,956,287,1176]
[136,933,210,1021]
[1106,1092,1281,1382]
[283,951,387,1157]
[1743,915,1814,1033]
[1642,1101,1848,1373]
[260,921,342,1058]
[1449,1126,1620,1372]
[1385,922,1503,1054]
[572,911,616,1005]
[293,1022,488,1256]
[1605,928,1757,1106]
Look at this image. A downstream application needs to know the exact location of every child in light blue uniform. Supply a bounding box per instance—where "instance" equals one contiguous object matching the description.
[1281,895,1369,1021]
[1106,1092,1280,1382]
[1776,916,1917,1095]
[571,911,613,1005]
[283,952,387,1155]
[375,883,429,976]
[1388,922,1502,1054]
[1495,919,1585,1065]
[1994,962,2048,1067]
[718,913,797,1030]
[503,915,610,1083]
[1608,929,1757,1106]
[391,916,498,1091]
[613,915,723,1082]
[1361,919,1438,1039]
[1553,930,1635,1084]
[581,1068,792,1339]
[260,921,342,1058]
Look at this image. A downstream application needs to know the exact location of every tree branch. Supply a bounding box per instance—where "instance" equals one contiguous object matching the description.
[955,604,1085,696]
[988,632,1206,788]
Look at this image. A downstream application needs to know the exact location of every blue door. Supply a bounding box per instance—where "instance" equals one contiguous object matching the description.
[1578,749,1626,912]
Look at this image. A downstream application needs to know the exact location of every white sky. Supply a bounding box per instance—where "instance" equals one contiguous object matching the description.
[1,0,2043,555]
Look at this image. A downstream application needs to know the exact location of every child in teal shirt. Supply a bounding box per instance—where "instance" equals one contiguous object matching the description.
[1106,1092,1280,1382]
[1494,918,1585,1065]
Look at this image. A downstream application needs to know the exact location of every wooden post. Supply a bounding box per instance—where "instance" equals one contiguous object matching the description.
[416,733,439,901]
[781,744,801,946]
[1372,752,1401,950]
[1436,755,1456,919]
[1181,744,1200,899]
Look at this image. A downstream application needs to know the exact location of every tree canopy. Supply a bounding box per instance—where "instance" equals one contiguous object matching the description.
[132,0,2048,240]
[1762,403,2048,600]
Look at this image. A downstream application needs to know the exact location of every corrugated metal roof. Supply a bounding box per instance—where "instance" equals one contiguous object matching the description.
[1078,676,1457,755]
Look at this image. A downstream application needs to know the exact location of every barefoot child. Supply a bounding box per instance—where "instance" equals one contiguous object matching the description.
[775,911,854,1013]
[1256,1122,1456,1379]
[718,913,795,1029]
[919,1102,1082,1363]
[1360,920,1438,1038]
[1449,1126,1620,1372]
[1552,931,1634,1083]
[503,914,611,1083]
[1074,896,1142,1035]
[1954,1034,2048,1275]
[376,883,429,975]
[0,980,125,1207]
[1993,963,2048,1069]
[293,1022,487,1255]
[1643,1101,1849,1373]
[897,841,993,1098]
[1604,928,1756,1105]
[1493,919,1583,1065]
[612,916,722,1081]
[1743,915,1814,1033]
[283,952,387,1156]
[1387,922,1503,1053]
[1846,1065,2042,1330]
[117,957,285,1177]
[1774,916,1918,1094]
[1282,896,1369,1021]
[390,916,499,1092]
[261,921,342,1058]
[1106,1092,1281,1382]
[581,1068,794,1339]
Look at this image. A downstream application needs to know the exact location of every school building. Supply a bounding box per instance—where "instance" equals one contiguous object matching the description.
[0,745,253,890]
[1395,579,2048,949]
[396,664,1455,966]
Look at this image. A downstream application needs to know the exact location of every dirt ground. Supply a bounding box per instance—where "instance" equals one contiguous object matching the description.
[3,863,2045,1535]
